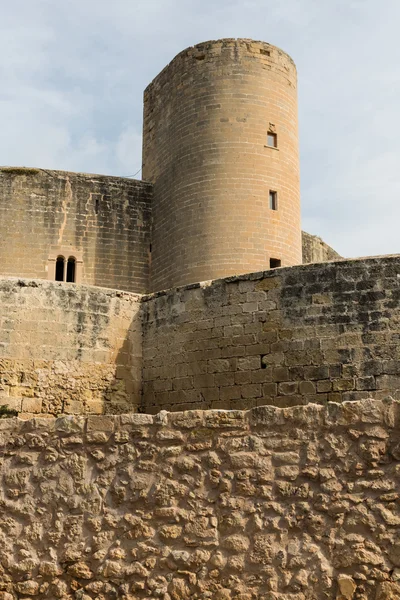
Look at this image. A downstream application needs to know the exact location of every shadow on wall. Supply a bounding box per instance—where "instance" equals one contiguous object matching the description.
[102,315,142,415]
[0,279,143,417]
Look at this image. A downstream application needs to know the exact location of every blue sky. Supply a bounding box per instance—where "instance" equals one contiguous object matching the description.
[1,0,400,258]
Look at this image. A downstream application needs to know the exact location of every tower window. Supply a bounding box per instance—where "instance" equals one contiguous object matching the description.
[66,257,76,283]
[55,256,65,281]
[267,132,277,148]
[54,256,76,282]
[49,249,82,284]
[269,191,278,210]
[270,258,281,269]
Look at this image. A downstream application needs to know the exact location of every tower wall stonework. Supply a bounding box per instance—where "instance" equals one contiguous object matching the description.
[0,168,152,293]
[143,39,301,291]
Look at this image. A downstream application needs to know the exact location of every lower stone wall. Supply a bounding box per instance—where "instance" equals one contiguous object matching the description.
[0,279,141,416]
[1,399,400,599]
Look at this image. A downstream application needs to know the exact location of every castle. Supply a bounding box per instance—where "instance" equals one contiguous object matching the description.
[1,40,400,600]
[0,39,341,418]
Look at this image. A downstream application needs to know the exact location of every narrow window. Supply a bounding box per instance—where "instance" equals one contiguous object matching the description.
[269,191,278,210]
[267,132,277,148]
[66,257,76,283]
[270,258,281,269]
[55,256,65,281]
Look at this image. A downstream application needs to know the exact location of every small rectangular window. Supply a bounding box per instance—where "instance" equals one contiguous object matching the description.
[270,258,281,269]
[269,191,278,210]
[267,132,277,148]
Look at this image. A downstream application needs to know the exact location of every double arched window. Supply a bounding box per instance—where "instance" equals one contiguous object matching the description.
[55,256,76,283]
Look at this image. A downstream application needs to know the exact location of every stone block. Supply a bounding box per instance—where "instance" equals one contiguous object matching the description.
[332,378,355,392]
[87,415,115,432]
[304,365,329,380]
[278,382,298,395]
[299,381,316,395]
[21,397,42,413]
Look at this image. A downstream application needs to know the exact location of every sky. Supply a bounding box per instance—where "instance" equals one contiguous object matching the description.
[1,0,400,258]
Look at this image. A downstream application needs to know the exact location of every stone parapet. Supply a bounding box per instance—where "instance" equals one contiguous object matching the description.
[0,398,399,598]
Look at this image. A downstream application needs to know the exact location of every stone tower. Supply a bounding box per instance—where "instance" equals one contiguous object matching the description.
[143,38,301,292]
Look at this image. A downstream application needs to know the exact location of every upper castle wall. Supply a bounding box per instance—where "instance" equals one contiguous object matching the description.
[0,278,142,416]
[302,231,342,264]
[0,167,152,293]
[143,39,301,291]
[142,255,400,413]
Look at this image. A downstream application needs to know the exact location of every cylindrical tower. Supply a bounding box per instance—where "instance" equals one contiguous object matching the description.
[143,38,301,292]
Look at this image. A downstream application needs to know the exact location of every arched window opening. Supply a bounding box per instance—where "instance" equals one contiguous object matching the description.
[66,257,76,283]
[49,250,82,284]
[55,256,65,281]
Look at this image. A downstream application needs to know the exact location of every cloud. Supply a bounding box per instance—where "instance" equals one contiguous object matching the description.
[1,0,400,257]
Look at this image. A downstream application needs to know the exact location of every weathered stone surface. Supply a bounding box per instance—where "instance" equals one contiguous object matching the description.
[0,279,142,415]
[142,255,400,413]
[0,168,152,293]
[0,399,399,598]
[302,231,342,264]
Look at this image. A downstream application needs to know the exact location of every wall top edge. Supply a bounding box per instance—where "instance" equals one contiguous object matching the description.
[0,398,397,431]
[0,166,152,187]
[141,253,400,301]
[0,277,143,300]
[1,253,399,300]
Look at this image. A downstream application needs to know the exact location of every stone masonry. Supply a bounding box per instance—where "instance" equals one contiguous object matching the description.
[144,39,301,291]
[0,279,142,416]
[0,399,400,599]
[2,254,400,417]
[142,255,400,414]
[0,168,152,293]
[2,37,395,600]
[302,232,342,264]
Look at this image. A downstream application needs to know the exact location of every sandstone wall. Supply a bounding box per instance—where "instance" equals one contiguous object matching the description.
[0,168,152,293]
[144,38,301,291]
[302,231,342,264]
[0,279,141,416]
[142,255,400,413]
[0,399,400,599]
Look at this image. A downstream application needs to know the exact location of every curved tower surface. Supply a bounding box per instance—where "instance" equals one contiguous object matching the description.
[143,38,301,291]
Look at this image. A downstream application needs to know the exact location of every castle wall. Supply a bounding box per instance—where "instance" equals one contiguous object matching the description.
[0,167,152,293]
[143,39,301,291]
[0,279,142,416]
[0,399,400,599]
[302,231,342,264]
[142,255,400,413]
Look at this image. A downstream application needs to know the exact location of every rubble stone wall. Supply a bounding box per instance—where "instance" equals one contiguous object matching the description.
[142,255,400,413]
[0,399,400,599]
[0,279,142,416]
